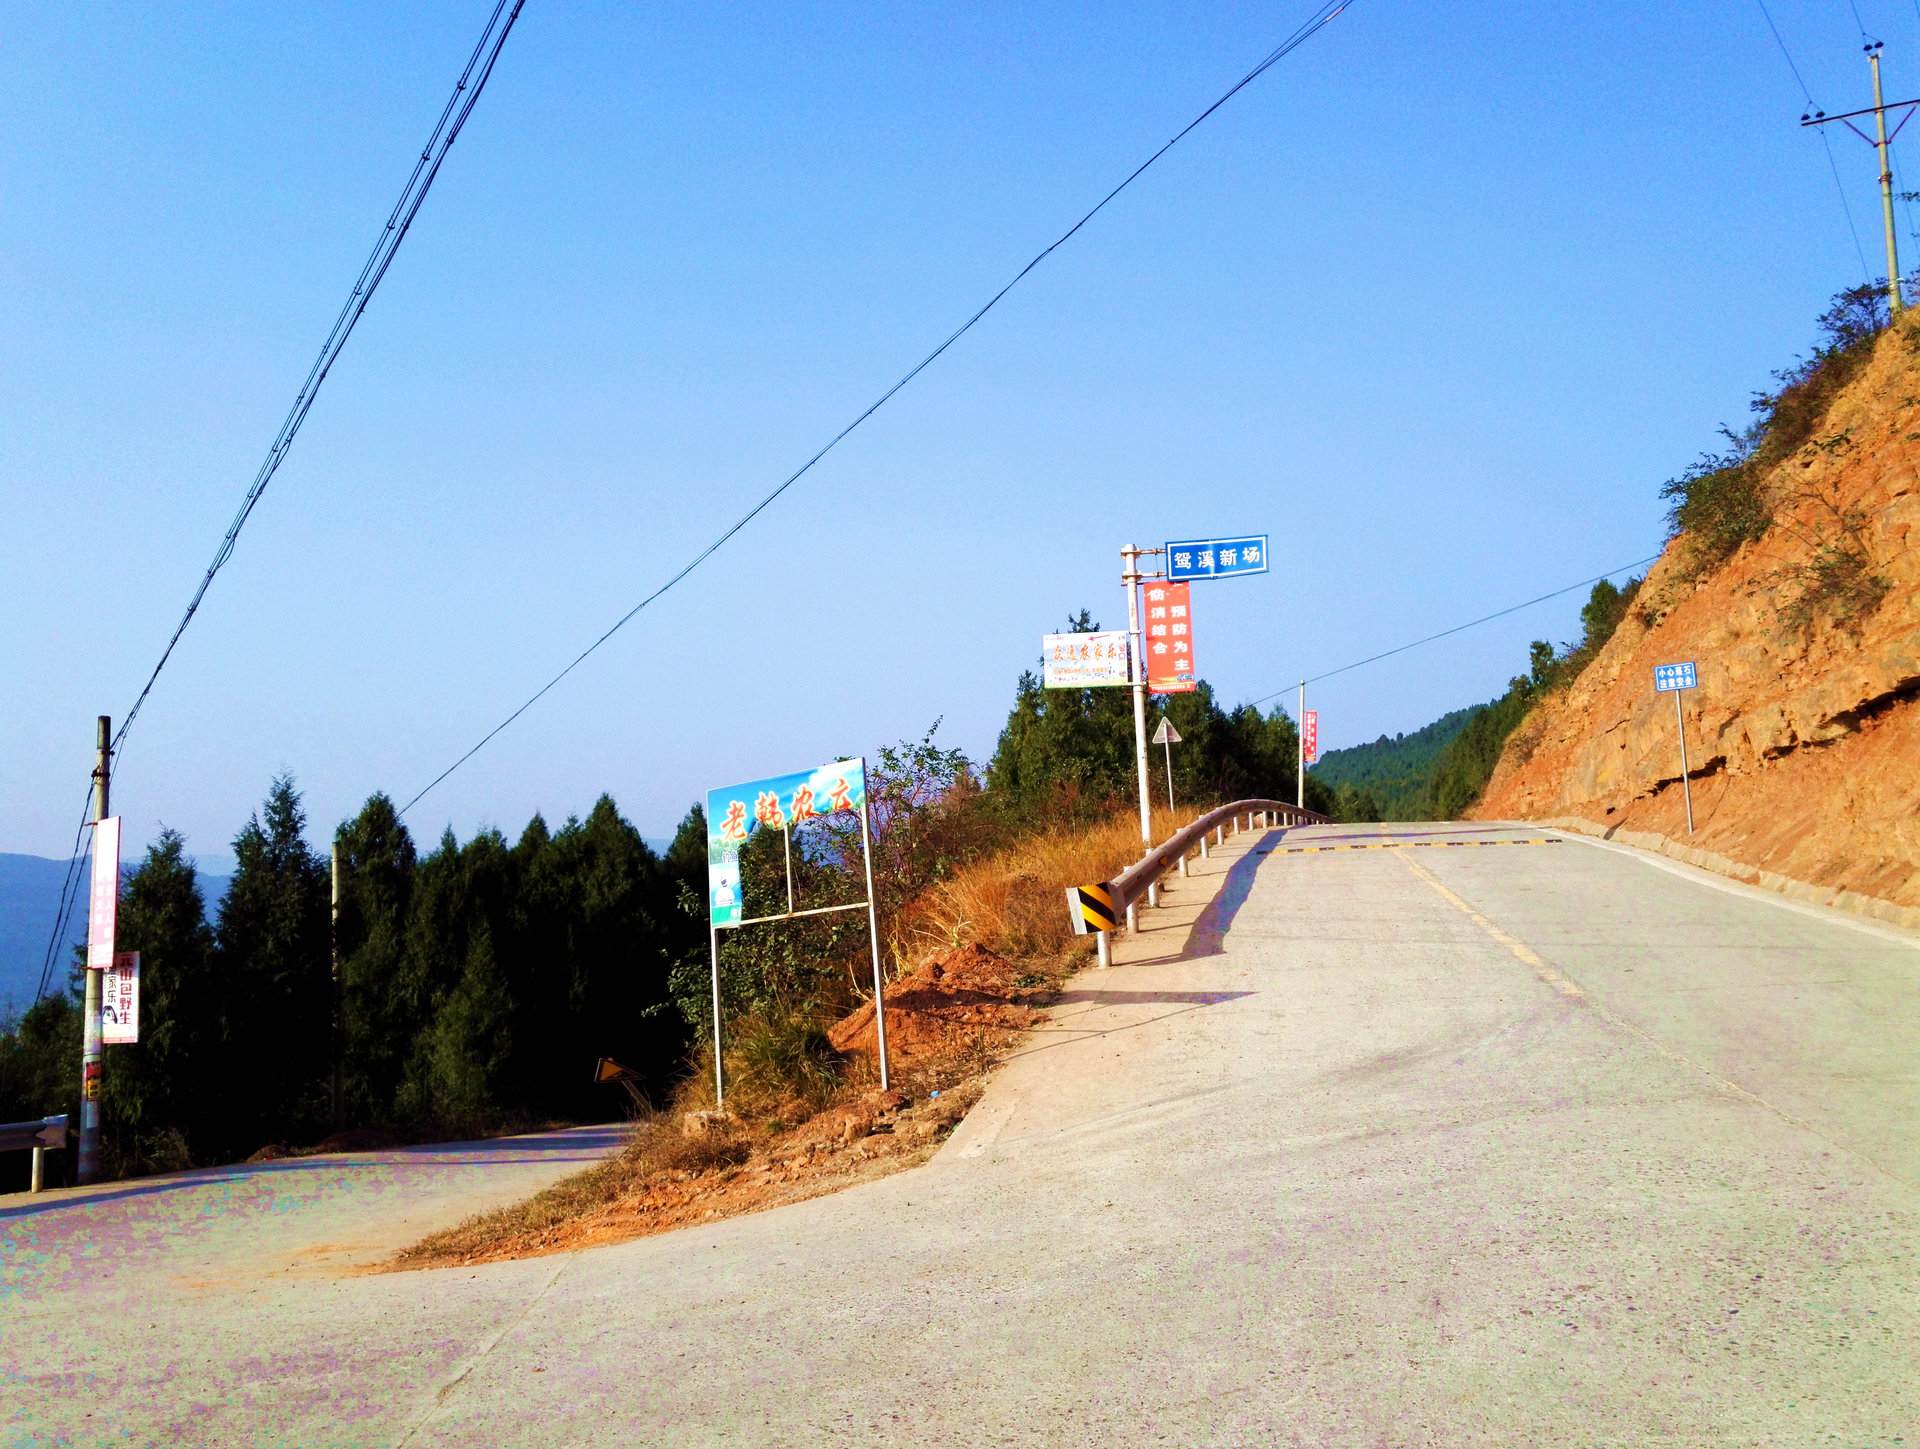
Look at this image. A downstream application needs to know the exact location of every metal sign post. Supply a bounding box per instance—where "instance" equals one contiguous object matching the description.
[1120,546,1157,855]
[705,758,889,1103]
[1654,661,1698,836]
[1151,717,1182,811]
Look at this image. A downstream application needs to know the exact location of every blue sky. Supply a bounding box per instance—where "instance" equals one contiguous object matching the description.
[2,1,1911,862]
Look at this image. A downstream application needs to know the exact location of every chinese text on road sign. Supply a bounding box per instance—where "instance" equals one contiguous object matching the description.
[1165,535,1269,581]
[1143,582,1197,693]
[1654,661,1697,692]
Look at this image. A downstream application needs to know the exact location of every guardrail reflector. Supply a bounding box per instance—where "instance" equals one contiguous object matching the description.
[1065,882,1118,935]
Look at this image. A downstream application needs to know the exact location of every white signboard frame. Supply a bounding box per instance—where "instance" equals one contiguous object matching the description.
[1042,631,1130,688]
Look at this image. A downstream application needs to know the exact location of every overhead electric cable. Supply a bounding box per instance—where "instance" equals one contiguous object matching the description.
[1245,552,1664,709]
[110,0,526,772]
[32,791,95,1003]
[398,0,1355,817]
[33,0,526,1000]
[1758,0,1875,280]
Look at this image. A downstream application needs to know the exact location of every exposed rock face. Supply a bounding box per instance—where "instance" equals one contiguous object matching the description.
[1472,325,1920,919]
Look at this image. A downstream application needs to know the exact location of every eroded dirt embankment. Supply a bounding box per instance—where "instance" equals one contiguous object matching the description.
[1472,325,1920,925]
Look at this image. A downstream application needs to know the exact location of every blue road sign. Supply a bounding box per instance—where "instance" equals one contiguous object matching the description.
[1654,661,1697,692]
[1166,535,1269,580]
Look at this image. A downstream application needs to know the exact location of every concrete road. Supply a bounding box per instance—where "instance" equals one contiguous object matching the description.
[4,823,1915,1447]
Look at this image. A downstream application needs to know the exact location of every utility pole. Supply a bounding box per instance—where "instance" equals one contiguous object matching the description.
[330,837,344,1134]
[78,716,110,1185]
[1802,42,1917,314]
[1121,545,1154,849]
[1872,44,1903,314]
[1296,682,1306,810]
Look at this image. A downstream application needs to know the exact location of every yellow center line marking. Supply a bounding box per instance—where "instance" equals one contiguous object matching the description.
[1391,847,1913,1191]
[1396,849,1584,998]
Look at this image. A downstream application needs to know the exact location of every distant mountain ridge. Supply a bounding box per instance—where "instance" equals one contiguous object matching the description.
[1310,705,1484,820]
[0,853,231,1015]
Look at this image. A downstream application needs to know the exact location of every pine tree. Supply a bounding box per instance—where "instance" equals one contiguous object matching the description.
[214,776,330,1154]
[99,829,215,1173]
[335,793,418,1125]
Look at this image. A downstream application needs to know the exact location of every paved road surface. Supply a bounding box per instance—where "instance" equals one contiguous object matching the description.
[4,823,1915,1446]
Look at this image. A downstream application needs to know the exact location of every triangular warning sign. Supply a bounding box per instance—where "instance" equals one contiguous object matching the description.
[594,1057,640,1085]
[1151,718,1182,745]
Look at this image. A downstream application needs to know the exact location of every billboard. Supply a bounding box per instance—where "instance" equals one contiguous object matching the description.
[707,759,866,927]
[1143,582,1196,693]
[1042,631,1130,688]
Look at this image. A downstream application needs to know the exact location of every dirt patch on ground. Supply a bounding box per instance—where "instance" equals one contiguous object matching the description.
[389,944,1071,1270]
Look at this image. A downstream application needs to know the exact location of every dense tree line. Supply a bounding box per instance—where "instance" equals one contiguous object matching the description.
[0,778,704,1186]
[987,612,1334,818]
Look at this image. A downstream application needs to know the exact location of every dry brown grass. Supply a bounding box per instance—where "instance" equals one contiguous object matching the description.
[392,805,1209,1269]
[899,805,1203,961]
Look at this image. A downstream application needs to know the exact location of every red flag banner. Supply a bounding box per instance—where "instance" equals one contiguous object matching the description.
[1143,581,1197,693]
[1303,710,1318,763]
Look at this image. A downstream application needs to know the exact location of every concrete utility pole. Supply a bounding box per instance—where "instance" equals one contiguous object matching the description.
[1871,45,1903,315]
[1121,545,1153,849]
[330,837,344,1133]
[78,716,109,1185]
[1802,42,1916,315]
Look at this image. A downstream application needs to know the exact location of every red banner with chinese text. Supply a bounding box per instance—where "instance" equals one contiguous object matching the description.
[1143,581,1197,693]
[1303,710,1318,763]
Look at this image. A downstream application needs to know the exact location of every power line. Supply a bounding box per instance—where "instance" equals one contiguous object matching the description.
[110,0,526,773]
[33,0,527,1002]
[1758,0,1876,280]
[1245,553,1664,709]
[33,791,95,1004]
[398,0,1356,818]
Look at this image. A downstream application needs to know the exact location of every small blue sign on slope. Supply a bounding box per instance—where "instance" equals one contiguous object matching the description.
[1166,535,1269,581]
[1654,661,1697,692]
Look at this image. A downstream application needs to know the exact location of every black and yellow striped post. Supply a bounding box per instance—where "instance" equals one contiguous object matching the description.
[1065,882,1118,967]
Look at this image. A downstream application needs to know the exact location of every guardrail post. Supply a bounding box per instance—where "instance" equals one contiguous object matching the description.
[1096,929,1111,967]
[31,1146,44,1193]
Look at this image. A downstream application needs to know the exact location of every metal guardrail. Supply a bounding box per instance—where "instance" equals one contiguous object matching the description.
[1067,798,1329,954]
[3,1114,70,1193]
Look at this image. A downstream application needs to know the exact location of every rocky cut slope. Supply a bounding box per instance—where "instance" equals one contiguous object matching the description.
[1472,315,1920,926]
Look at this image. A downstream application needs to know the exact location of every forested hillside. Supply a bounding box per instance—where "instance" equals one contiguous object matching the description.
[1309,706,1481,820]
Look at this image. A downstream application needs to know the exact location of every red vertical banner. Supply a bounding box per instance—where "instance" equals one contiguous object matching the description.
[1143,581,1197,693]
[1303,710,1318,763]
